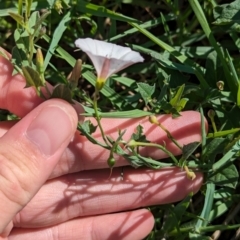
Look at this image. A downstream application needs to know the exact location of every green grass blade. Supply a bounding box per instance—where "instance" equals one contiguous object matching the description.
[129,21,209,89]
[77,0,139,23]
[212,140,240,171]
[82,108,152,118]
[43,10,71,71]
[109,15,175,42]
[195,182,215,231]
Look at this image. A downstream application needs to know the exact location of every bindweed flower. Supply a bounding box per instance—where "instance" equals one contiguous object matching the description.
[75,38,144,90]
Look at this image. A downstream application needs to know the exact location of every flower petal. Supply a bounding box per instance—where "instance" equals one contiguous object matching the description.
[75,38,144,80]
[106,58,140,79]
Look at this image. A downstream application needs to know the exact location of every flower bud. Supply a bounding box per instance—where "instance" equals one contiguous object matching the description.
[149,115,159,125]
[54,0,63,14]
[207,109,215,119]
[68,59,82,88]
[40,26,46,36]
[216,81,224,91]
[36,48,44,75]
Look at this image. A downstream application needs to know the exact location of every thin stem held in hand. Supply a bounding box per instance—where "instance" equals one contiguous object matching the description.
[93,89,110,146]
[149,115,182,150]
[127,140,179,165]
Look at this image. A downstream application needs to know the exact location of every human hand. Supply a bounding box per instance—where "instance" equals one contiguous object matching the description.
[0,50,206,240]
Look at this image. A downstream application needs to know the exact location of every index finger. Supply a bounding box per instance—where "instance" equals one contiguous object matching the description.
[0,49,44,117]
[0,110,207,178]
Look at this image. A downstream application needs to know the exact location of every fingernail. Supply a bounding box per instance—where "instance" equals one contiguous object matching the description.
[26,105,74,156]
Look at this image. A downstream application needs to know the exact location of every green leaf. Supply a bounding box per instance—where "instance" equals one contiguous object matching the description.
[77,0,139,23]
[33,11,50,37]
[137,82,155,105]
[162,193,193,234]
[188,234,211,240]
[68,59,82,88]
[109,15,174,42]
[179,142,201,167]
[224,48,240,93]
[170,84,185,107]
[26,0,33,17]
[14,28,30,53]
[214,188,234,199]
[194,182,215,230]
[212,139,240,171]
[8,11,25,27]
[177,98,188,111]
[120,151,171,169]
[208,199,233,222]
[22,65,45,91]
[164,84,189,113]
[189,0,239,98]
[131,125,149,143]
[77,120,107,148]
[130,43,202,74]
[160,100,181,117]
[50,84,74,104]
[213,0,240,25]
[82,108,152,118]
[79,120,97,135]
[210,163,239,189]
[0,2,47,17]
[46,0,56,8]
[11,46,29,69]
[201,138,226,163]
[44,10,72,70]
[205,51,221,87]
[129,21,209,89]
[27,11,41,35]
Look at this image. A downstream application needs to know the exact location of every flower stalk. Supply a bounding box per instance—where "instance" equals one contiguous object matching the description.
[127,140,179,165]
[149,115,182,150]
[93,90,109,146]
[75,38,144,146]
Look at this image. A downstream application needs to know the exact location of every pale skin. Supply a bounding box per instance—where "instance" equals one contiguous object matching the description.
[0,49,207,240]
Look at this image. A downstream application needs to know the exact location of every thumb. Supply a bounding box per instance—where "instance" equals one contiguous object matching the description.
[0,99,78,234]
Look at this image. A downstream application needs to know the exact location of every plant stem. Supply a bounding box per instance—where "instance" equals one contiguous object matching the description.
[93,90,109,146]
[129,141,179,165]
[18,0,23,29]
[158,122,183,150]
[28,35,34,66]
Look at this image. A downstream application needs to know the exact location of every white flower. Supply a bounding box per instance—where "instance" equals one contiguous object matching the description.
[75,38,144,90]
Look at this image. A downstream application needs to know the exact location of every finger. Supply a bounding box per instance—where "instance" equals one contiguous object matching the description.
[13,167,203,228]
[53,110,206,177]
[10,209,154,240]
[0,99,77,236]
[0,53,44,117]
[0,53,85,122]
[0,111,206,178]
